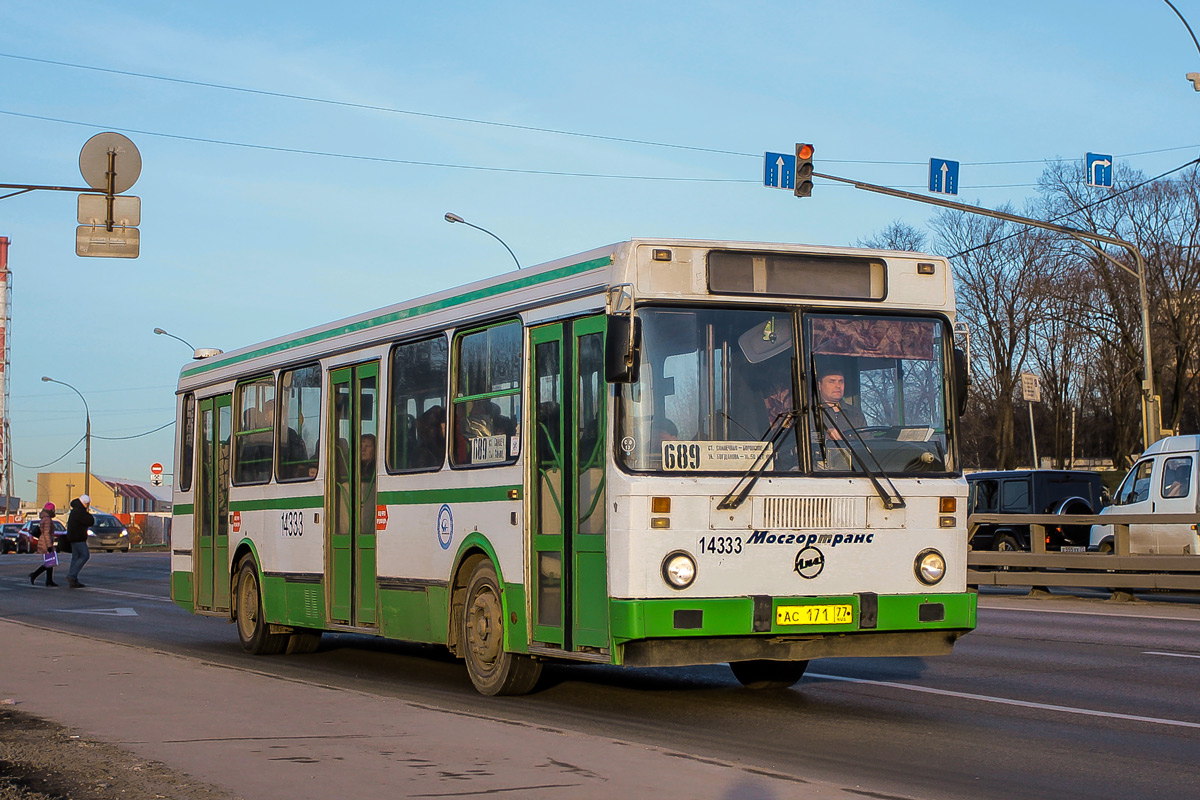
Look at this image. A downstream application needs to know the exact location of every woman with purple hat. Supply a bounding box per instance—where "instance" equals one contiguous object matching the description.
[28,502,59,587]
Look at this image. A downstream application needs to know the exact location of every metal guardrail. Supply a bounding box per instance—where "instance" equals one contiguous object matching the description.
[966,512,1200,593]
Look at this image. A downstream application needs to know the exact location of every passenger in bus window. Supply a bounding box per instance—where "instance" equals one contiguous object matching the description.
[651,418,679,450]
[416,406,446,467]
[360,433,377,533]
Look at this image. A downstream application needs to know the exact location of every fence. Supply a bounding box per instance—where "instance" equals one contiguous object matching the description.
[967,512,1200,593]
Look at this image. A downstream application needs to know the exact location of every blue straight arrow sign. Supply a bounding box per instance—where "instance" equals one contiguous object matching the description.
[764,152,796,190]
[929,158,959,195]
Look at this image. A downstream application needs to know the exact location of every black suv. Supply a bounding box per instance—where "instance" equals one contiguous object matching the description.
[967,470,1107,551]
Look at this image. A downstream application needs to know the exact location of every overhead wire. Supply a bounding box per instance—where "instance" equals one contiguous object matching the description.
[0,51,1196,171]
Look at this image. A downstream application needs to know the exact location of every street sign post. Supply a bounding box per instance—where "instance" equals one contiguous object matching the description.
[1020,372,1041,467]
[929,158,959,195]
[764,152,796,190]
[1085,153,1113,188]
[150,462,164,486]
[76,132,142,258]
[1020,373,1041,403]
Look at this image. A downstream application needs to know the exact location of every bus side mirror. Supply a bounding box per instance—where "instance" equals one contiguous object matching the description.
[953,347,969,417]
[605,315,641,384]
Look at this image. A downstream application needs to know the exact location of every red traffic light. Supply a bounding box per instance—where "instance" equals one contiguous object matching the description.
[795,143,815,197]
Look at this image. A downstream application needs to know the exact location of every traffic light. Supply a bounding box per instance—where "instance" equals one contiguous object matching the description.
[794,143,814,197]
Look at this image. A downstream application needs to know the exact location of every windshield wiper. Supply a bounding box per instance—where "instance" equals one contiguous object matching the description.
[717,410,799,510]
[818,406,906,510]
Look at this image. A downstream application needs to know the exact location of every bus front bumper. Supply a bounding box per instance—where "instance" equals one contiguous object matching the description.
[610,591,976,667]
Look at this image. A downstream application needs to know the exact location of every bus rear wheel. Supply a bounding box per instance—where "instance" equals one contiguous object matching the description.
[235,558,288,655]
[462,560,541,696]
[730,659,809,689]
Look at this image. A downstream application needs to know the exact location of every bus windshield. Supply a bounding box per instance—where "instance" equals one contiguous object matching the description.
[615,307,956,475]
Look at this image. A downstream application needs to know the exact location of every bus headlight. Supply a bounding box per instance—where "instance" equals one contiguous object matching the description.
[661,551,697,590]
[914,549,946,585]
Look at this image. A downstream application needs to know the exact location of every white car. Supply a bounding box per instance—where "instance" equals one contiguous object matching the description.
[1090,435,1200,555]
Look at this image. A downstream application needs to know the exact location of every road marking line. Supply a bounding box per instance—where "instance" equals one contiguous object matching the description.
[79,586,173,603]
[808,672,1200,729]
[982,604,1200,623]
[1144,650,1200,659]
[55,607,138,617]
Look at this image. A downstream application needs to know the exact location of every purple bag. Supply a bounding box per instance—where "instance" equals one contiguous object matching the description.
[43,552,58,568]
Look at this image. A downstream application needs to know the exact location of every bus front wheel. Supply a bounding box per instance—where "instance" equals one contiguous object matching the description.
[462,559,541,696]
[235,559,288,655]
[730,659,809,689]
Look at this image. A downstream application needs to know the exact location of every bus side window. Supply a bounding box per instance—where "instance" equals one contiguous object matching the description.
[234,376,275,485]
[277,364,322,481]
[388,336,448,472]
[451,322,522,468]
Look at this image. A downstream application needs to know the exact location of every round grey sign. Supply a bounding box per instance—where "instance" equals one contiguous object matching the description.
[79,132,142,193]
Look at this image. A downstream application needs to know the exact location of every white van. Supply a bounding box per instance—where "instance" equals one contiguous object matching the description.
[1090,435,1200,555]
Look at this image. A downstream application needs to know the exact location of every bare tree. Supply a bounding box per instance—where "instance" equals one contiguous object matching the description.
[932,205,1052,469]
[856,220,928,252]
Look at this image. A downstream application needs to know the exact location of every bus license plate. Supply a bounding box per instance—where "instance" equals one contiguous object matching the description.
[776,604,853,626]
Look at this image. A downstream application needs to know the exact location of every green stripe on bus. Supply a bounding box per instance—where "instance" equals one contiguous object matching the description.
[174,503,194,516]
[180,256,611,379]
[378,485,519,505]
[229,496,323,511]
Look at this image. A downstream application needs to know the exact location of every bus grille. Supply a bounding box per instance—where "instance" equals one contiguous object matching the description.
[759,496,865,529]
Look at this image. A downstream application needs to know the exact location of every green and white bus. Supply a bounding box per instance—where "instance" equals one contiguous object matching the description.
[170,239,975,695]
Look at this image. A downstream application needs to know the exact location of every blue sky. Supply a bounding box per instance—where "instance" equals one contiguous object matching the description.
[3,0,1198,500]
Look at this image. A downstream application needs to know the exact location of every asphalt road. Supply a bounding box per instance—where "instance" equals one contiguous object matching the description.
[2,552,1198,799]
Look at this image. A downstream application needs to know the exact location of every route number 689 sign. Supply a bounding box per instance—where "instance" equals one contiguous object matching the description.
[661,440,770,471]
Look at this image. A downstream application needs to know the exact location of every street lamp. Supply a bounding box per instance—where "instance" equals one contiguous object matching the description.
[41,376,90,498]
[1162,1,1200,89]
[444,212,522,270]
[154,327,223,360]
[153,327,195,350]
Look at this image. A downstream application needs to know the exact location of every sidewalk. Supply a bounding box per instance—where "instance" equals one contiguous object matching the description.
[0,619,862,800]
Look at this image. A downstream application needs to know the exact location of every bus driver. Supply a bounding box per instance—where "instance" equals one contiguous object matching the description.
[817,364,865,440]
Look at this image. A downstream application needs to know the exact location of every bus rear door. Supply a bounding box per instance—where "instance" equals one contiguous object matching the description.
[195,394,232,612]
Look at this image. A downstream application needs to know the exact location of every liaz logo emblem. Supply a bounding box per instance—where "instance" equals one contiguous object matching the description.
[794,546,824,579]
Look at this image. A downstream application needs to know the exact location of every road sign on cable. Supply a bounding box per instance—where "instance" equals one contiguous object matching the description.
[764,152,796,190]
[929,158,959,195]
[1085,153,1113,188]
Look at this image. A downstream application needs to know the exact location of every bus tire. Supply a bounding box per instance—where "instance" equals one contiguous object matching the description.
[730,659,809,689]
[235,558,288,655]
[286,629,323,655]
[462,559,541,696]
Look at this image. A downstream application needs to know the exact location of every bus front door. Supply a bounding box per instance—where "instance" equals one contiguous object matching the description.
[529,316,609,652]
[327,363,380,627]
[195,394,232,613]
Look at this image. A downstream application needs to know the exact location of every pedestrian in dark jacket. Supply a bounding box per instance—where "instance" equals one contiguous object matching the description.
[28,503,59,586]
[65,494,94,588]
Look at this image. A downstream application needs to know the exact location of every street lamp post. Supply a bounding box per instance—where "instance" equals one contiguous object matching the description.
[444,212,522,270]
[153,327,195,350]
[1162,1,1200,89]
[41,376,90,498]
